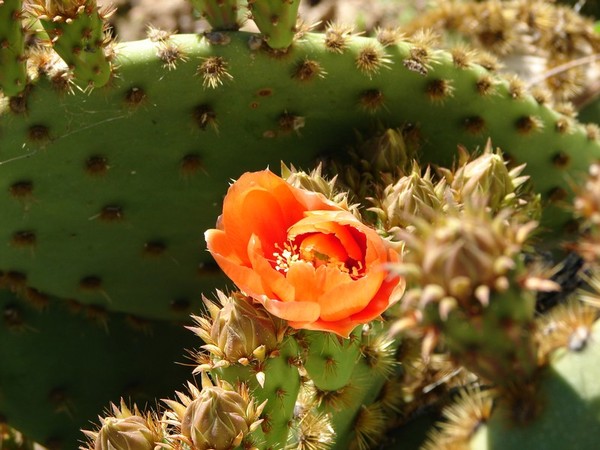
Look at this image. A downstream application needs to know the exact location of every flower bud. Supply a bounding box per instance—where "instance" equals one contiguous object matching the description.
[449,142,530,213]
[94,416,155,450]
[391,200,537,309]
[181,386,249,450]
[370,164,444,231]
[210,292,283,362]
[357,128,417,178]
[281,163,358,215]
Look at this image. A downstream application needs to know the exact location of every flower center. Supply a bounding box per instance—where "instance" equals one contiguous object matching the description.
[273,240,301,273]
[272,233,363,278]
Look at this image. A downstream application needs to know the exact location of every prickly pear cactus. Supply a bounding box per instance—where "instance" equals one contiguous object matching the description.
[1,5,598,320]
[3,0,600,449]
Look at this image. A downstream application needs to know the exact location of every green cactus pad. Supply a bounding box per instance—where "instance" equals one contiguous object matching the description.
[247,0,301,49]
[1,31,598,320]
[301,328,362,391]
[0,289,195,448]
[33,1,113,89]
[214,335,301,449]
[471,318,600,450]
[190,0,242,31]
[0,0,27,96]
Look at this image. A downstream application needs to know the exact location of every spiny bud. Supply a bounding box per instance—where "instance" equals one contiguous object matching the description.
[388,201,553,384]
[29,0,115,19]
[369,163,445,232]
[390,199,538,311]
[190,291,286,369]
[442,141,531,215]
[281,163,357,214]
[81,400,160,450]
[182,389,248,450]
[356,128,418,180]
[94,416,155,450]
[328,127,421,203]
[164,377,265,450]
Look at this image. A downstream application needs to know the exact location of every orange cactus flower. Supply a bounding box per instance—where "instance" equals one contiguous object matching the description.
[205,170,405,337]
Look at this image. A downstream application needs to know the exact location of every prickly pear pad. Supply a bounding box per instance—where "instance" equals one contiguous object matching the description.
[1,32,598,320]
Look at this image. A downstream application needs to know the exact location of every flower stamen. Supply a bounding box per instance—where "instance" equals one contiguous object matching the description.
[272,237,364,279]
[273,241,300,273]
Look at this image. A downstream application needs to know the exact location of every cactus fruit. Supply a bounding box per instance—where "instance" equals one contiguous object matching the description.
[3,0,600,449]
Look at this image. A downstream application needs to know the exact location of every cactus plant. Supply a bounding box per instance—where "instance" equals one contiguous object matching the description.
[3,0,600,449]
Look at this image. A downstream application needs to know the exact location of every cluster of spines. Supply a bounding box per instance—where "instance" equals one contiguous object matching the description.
[0,0,118,96]
[403,0,600,105]
[27,0,116,90]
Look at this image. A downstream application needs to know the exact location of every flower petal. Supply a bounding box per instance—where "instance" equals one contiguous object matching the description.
[221,171,304,262]
[205,230,267,298]
[286,260,323,302]
[247,235,295,302]
[260,297,321,323]
[299,233,349,264]
[289,212,366,260]
[205,229,242,264]
[349,274,405,323]
[288,317,360,338]
[318,269,385,321]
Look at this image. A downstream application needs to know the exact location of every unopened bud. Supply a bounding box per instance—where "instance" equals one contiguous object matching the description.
[181,386,249,450]
[95,416,155,450]
[450,142,530,214]
[211,293,282,362]
[358,128,416,177]
[371,164,444,231]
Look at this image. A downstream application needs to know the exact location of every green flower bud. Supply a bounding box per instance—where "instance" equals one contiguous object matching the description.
[95,416,155,450]
[357,128,417,179]
[210,292,283,362]
[163,377,265,450]
[391,200,538,309]
[370,164,445,232]
[191,291,286,370]
[181,385,249,450]
[448,141,530,213]
[281,163,357,215]
[82,401,161,450]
